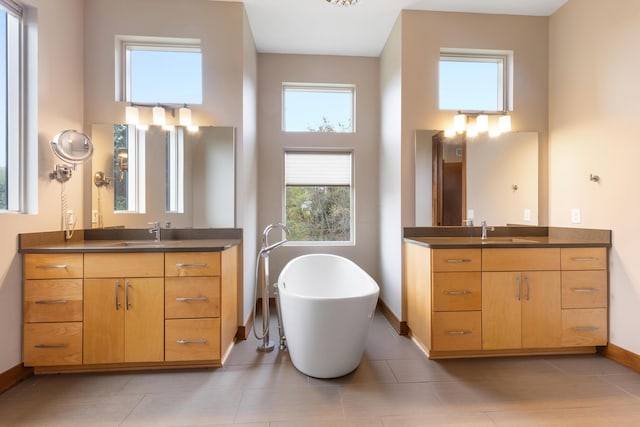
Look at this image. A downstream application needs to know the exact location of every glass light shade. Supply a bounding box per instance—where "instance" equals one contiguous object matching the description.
[444,129,456,138]
[153,106,166,126]
[453,114,466,133]
[476,114,489,132]
[499,115,512,133]
[179,107,192,127]
[125,106,139,125]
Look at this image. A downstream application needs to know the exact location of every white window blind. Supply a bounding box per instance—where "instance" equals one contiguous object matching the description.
[285,152,352,186]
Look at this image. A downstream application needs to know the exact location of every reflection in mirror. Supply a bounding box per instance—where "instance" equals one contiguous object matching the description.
[415,130,538,226]
[91,124,235,229]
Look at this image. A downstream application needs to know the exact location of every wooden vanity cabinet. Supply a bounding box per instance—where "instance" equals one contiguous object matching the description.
[23,254,83,366]
[404,241,608,359]
[83,253,164,364]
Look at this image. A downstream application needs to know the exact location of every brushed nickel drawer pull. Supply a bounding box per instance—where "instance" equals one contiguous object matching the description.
[176,338,207,344]
[175,263,207,268]
[35,300,68,305]
[572,288,600,293]
[36,264,68,269]
[516,274,522,301]
[571,257,599,262]
[524,274,531,301]
[115,281,121,310]
[446,330,472,335]
[446,259,472,263]
[35,344,68,349]
[126,282,132,310]
[445,290,472,295]
[574,326,600,332]
[175,297,208,302]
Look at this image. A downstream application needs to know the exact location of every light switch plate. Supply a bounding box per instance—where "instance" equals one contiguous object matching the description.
[467,209,474,220]
[523,208,531,222]
[571,208,581,224]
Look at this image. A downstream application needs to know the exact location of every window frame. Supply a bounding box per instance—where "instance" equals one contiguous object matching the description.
[283,149,355,246]
[115,35,202,105]
[0,0,24,213]
[282,83,356,133]
[439,48,513,113]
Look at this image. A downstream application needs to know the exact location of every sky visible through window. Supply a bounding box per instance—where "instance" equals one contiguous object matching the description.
[130,49,202,104]
[439,60,500,111]
[0,9,7,169]
[284,87,353,132]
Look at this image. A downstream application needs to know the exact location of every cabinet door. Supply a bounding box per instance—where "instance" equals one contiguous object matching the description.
[124,278,164,362]
[404,243,430,347]
[84,279,125,364]
[521,271,562,348]
[482,272,522,350]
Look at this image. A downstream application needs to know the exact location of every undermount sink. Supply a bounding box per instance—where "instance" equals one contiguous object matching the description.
[481,237,538,244]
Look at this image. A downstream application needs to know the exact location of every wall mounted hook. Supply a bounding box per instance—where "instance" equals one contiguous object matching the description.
[590,174,600,183]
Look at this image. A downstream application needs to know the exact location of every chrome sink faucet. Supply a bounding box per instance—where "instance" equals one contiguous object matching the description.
[148,221,161,242]
[481,220,495,240]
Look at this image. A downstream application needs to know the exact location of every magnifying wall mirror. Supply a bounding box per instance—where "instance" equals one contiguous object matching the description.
[49,130,94,183]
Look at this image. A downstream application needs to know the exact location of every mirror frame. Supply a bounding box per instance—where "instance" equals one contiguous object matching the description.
[50,130,94,163]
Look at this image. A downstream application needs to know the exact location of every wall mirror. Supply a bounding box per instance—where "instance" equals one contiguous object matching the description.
[415,130,539,227]
[91,124,235,229]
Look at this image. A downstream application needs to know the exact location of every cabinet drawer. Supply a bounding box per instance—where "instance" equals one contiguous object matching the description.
[165,252,221,277]
[432,311,482,351]
[165,318,220,361]
[482,248,560,271]
[562,271,607,309]
[432,249,481,272]
[432,272,481,311]
[561,248,607,270]
[84,253,164,278]
[23,322,82,366]
[24,254,83,279]
[561,308,607,347]
[24,279,83,322]
[165,277,220,319]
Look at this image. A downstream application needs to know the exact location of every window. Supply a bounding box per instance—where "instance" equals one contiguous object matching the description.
[283,84,355,132]
[117,36,202,104]
[284,151,353,244]
[113,124,145,213]
[439,49,513,112]
[0,1,22,211]
[165,127,184,213]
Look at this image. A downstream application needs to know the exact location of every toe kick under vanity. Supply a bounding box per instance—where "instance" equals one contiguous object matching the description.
[19,228,241,374]
[404,226,611,359]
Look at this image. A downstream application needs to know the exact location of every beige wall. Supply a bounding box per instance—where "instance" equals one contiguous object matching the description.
[549,0,640,354]
[0,0,85,373]
[256,53,381,291]
[83,0,258,323]
[379,10,550,319]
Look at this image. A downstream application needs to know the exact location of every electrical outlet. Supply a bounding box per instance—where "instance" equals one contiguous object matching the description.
[467,209,474,220]
[571,208,581,224]
[523,208,531,222]
[66,209,74,226]
[92,210,99,224]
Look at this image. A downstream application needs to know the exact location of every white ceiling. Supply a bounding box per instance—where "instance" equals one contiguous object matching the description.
[216,0,568,57]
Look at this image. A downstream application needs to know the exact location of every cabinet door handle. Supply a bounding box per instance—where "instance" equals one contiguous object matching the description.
[572,288,600,293]
[35,300,68,305]
[176,339,207,344]
[446,330,472,335]
[126,282,132,310]
[175,297,209,302]
[115,280,121,310]
[35,344,68,349]
[524,274,531,301]
[516,274,522,301]
[446,259,472,263]
[445,290,471,296]
[574,326,600,332]
[175,263,207,268]
[571,257,599,262]
[35,264,68,269]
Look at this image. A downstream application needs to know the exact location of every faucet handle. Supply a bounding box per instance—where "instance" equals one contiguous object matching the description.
[148,221,160,228]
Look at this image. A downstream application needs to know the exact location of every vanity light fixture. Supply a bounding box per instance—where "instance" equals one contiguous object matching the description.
[153,105,166,126]
[178,106,192,127]
[446,111,512,138]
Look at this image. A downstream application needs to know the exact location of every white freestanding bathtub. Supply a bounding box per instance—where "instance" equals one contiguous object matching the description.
[276,254,380,378]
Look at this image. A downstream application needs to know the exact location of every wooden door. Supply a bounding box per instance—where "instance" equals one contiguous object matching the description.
[84,278,125,364]
[482,272,522,349]
[124,278,164,362]
[521,271,562,348]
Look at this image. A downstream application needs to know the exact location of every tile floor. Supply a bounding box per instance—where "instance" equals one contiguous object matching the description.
[2,311,640,426]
